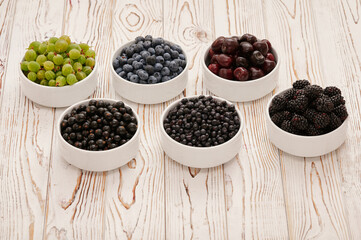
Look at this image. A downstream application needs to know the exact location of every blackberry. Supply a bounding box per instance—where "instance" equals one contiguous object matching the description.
[283,88,296,100]
[269,105,279,116]
[328,112,342,131]
[324,86,341,97]
[293,89,306,99]
[304,85,323,99]
[306,125,324,136]
[330,94,345,107]
[291,114,308,130]
[333,104,348,120]
[314,112,330,129]
[271,95,287,111]
[287,95,308,113]
[281,120,297,134]
[293,80,310,89]
[315,95,334,112]
[304,108,317,123]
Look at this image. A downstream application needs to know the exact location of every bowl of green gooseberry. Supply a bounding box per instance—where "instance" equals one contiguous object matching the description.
[19,35,98,108]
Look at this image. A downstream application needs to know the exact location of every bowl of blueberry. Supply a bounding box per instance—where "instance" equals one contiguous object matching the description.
[19,35,98,108]
[57,99,140,171]
[111,35,188,104]
[202,34,280,102]
[266,80,348,157]
[160,95,244,168]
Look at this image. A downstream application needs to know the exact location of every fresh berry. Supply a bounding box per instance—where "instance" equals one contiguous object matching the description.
[306,125,323,136]
[240,33,257,44]
[333,104,348,120]
[314,112,330,129]
[221,38,239,54]
[330,94,345,106]
[304,108,317,122]
[211,36,225,52]
[219,68,233,80]
[291,114,308,130]
[266,53,275,61]
[293,80,310,89]
[209,48,215,58]
[250,51,265,66]
[239,41,254,57]
[262,59,276,73]
[253,40,269,56]
[235,57,249,68]
[304,85,323,99]
[217,54,233,67]
[315,95,334,112]
[271,95,287,111]
[324,86,341,97]
[287,95,308,113]
[281,120,297,134]
[271,111,292,126]
[249,67,264,79]
[283,88,296,100]
[233,67,249,81]
[328,112,342,130]
[261,39,272,50]
[208,63,220,75]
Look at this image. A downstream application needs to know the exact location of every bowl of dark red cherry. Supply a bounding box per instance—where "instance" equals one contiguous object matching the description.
[57,98,140,171]
[266,80,348,157]
[202,34,280,102]
[160,95,244,168]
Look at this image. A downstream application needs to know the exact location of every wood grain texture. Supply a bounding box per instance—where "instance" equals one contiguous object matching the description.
[44,0,112,239]
[104,0,165,239]
[263,0,351,238]
[0,0,64,239]
[213,0,289,239]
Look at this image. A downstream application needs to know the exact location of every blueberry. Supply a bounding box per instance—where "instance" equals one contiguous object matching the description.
[127,58,135,65]
[137,69,149,80]
[154,72,162,81]
[148,76,158,84]
[135,36,145,43]
[141,50,150,59]
[177,67,184,74]
[148,48,155,55]
[119,56,128,65]
[123,64,133,73]
[156,56,164,64]
[145,35,153,41]
[139,59,145,65]
[139,80,148,84]
[170,72,178,78]
[132,61,143,70]
[164,45,171,53]
[171,50,179,59]
[113,59,120,69]
[144,65,155,75]
[180,60,187,67]
[152,37,164,47]
[179,54,185,60]
[129,74,139,83]
[155,45,164,55]
[164,61,170,67]
[143,41,152,49]
[134,44,144,53]
[154,63,163,72]
[161,67,170,76]
[173,45,182,53]
[127,72,133,79]
[115,67,123,74]
[162,76,171,82]
[134,54,142,61]
[118,71,126,78]
[125,47,135,57]
[146,55,156,65]
[163,53,171,60]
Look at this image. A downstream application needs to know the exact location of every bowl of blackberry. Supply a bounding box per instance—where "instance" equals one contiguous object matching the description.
[202,34,280,102]
[111,35,188,104]
[57,99,140,171]
[19,35,98,108]
[266,80,348,157]
[160,95,244,168]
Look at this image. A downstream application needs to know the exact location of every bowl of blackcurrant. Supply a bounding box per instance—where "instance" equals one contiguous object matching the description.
[19,35,98,108]
[160,95,244,168]
[57,99,140,171]
[202,34,280,102]
[111,35,188,104]
[266,80,348,157]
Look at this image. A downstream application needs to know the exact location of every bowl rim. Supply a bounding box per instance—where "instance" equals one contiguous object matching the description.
[57,98,141,154]
[160,95,244,150]
[266,88,349,139]
[202,43,280,85]
[19,53,98,89]
[110,39,189,87]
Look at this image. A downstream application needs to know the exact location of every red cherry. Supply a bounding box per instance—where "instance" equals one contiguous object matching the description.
[208,63,220,75]
[209,48,215,58]
[240,33,257,44]
[211,36,225,53]
[219,68,234,80]
[253,40,269,56]
[262,59,276,73]
[249,67,264,80]
[266,53,275,61]
[217,54,233,68]
[233,67,249,81]
[261,39,272,50]
[221,38,239,54]
[211,54,219,64]
[239,42,254,57]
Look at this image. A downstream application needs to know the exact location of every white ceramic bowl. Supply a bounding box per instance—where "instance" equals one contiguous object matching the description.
[57,98,141,171]
[111,40,189,104]
[202,45,280,102]
[160,95,244,168]
[265,90,348,157]
[19,57,98,108]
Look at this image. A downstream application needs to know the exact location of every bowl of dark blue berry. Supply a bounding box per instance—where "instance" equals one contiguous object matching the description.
[57,98,141,171]
[266,80,348,157]
[202,34,280,102]
[111,35,188,104]
[160,95,244,168]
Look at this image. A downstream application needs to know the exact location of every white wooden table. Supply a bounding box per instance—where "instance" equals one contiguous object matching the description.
[1,0,360,239]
